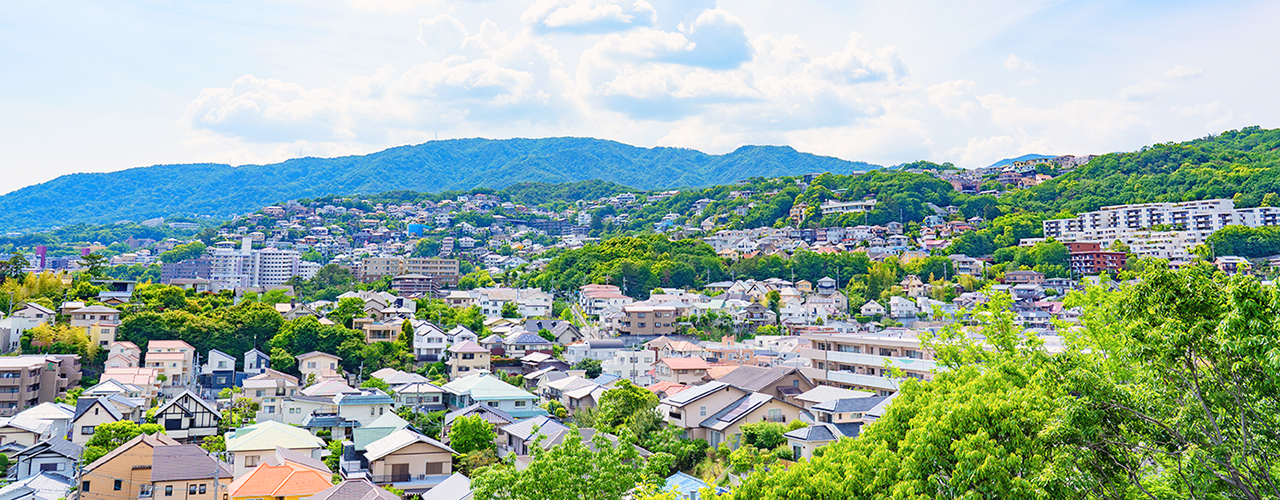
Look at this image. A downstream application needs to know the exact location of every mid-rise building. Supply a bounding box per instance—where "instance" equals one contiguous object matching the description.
[618,304,678,336]
[209,239,318,291]
[1042,199,1280,260]
[0,355,82,417]
[360,257,460,286]
[160,257,211,284]
[799,331,935,396]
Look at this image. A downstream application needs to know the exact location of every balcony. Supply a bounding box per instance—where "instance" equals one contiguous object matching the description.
[801,366,902,392]
[799,348,937,372]
[367,474,452,488]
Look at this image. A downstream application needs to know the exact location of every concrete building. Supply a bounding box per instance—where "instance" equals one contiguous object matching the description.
[1042,199,1280,260]
[67,306,120,348]
[799,331,935,396]
[0,356,81,417]
[144,340,195,392]
[618,304,678,336]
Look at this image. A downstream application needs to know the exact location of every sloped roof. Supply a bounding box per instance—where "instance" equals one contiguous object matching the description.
[353,413,412,451]
[441,373,535,401]
[151,445,232,482]
[660,381,737,408]
[156,390,220,416]
[784,423,838,443]
[813,395,891,413]
[645,381,690,397]
[364,429,455,462]
[0,472,72,500]
[444,403,513,427]
[297,351,342,361]
[305,479,401,500]
[448,340,488,354]
[228,454,332,499]
[226,420,326,452]
[73,397,122,422]
[422,474,471,500]
[15,437,82,460]
[301,379,359,397]
[795,385,875,404]
[713,366,805,393]
[85,432,181,470]
[499,416,568,442]
[700,393,777,431]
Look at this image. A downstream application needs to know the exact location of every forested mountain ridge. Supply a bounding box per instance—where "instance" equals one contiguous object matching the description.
[1011,126,1280,214]
[0,137,879,232]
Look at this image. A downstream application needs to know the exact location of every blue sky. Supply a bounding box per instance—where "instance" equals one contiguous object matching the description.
[2,0,1277,194]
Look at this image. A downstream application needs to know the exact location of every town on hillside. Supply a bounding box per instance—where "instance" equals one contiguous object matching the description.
[0,145,1278,500]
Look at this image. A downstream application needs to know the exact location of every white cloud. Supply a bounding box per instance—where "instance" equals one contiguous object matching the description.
[1004,53,1033,70]
[1119,79,1174,101]
[522,0,657,33]
[1164,65,1204,80]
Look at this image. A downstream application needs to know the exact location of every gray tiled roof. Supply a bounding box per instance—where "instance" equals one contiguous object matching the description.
[306,479,401,500]
[813,395,890,413]
[150,445,232,482]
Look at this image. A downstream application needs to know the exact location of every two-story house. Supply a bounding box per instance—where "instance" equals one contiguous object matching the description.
[67,306,120,347]
[297,352,343,383]
[144,340,195,392]
[200,349,237,390]
[244,370,300,422]
[154,390,220,442]
[244,348,271,376]
[654,358,710,385]
[657,382,748,442]
[446,342,490,379]
[225,420,326,477]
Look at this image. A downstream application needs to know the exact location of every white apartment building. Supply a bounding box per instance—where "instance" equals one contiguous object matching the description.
[798,331,936,396]
[209,238,318,290]
[602,348,656,387]
[820,198,877,216]
[1042,199,1280,260]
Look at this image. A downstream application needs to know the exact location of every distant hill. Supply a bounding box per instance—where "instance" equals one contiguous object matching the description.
[985,154,1055,169]
[1011,126,1280,214]
[0,137,879,232]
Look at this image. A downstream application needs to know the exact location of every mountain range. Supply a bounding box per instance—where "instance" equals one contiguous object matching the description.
[0,137,879,232]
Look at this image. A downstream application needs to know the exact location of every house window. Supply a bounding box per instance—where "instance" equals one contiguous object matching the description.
[82,426,95,435]
[699,406,706,417]
[189,484,198,495]
[308,362,317,369]
[140,485,154,497]
[514,401,526,407]
[245,455,260,467]
[114,480,123,491]
[40,463,61,472]
[82,482,90,492]
[165,486,174,496]
[425,462,443,475]
[199,485,206,494]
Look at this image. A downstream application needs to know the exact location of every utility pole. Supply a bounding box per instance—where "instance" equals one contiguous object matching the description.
[74,458,83,500]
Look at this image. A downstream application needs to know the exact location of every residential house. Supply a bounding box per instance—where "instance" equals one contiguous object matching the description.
[859,300,885,317]
[418,473,471,500]
[146,445,233,500]
[105,342,141,369]
[100,367,160,402]
[391,382,444,411]
[654,358,709,385]
[784,423,842,460]
[10,438,81,481]
[0,471,72,500]
[441,404,513,440]
[800,331,935,395]
[303,390,394,439]
[701,392,806,449]
[519,353,568,375]
[144,340,195,392]
[712,366,814,403]
[564,339,624,365]
[154,390,220,442]
[411,321,448,363]
[67,306,120,348]
[0,404,70,450]
[793,385,874,411]
[79,432,182,500]
[899,275,927,297]
[521,319,580,345]
[200,349,237,390]
[446,342,490,379]
[81,380,149,416]
[657,382,748,442]
[888,296,919,319]
[496,416,569,457]
[225,421,325,478]
[244,349,271,376]
[304,480,401,500]
[244,370,300,422]
[297,352,343,383]
[369,368,428,387]
[657,340,706,360]
[227,447,331,500]
[354,429,456,493]
[501,331,553,359]
[440,373,544,419]
[71,398,125,445]
[1004,270,1046,284]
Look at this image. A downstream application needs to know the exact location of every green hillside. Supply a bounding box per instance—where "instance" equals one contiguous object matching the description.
[0,137,878,232]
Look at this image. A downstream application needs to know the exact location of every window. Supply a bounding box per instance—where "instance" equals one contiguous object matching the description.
[40,463,61,472]
[370,407,375,416]
[699,405,706,417]
[165,486,173,496]
[140,485,154,497]
[256,390,265,397]
[308,362,317,369]
[199,485,206,494]
[82,426,95,435]
[115,480,123,491]
[266,406,276,414]
[425,462,444,475]
[514,400,526,407]
[189,484,198,495]
[245,455,260,467]
[82,482,90,492]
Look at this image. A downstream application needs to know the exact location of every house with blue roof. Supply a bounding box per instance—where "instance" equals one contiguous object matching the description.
[662,471,728,500]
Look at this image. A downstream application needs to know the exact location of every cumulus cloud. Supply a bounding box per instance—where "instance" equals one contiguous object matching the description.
[1004,54,1033,70]
[1119,79,1173,101]
[1163,65,1203,80]
[184,17,576,143]
[522,0,657,34]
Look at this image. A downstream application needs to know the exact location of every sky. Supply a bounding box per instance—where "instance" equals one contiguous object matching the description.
[2,0,1278,194]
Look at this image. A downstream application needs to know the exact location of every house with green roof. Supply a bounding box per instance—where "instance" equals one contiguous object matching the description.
[225,420,326,477]
[440,373,545,419]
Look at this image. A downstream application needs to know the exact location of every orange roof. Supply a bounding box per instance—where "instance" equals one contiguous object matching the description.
[664,341,702,352]
[659,357,710,370]
[646,381,690,396]
[229,462,332,498]
[707,365,741,379]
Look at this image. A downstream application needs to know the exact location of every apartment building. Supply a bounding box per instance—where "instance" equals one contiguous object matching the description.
[1042,199,1280,260]
[618,304,678,336]
[360,256,460,286]
[1066,242,1127,275]
[579,284,634,316]
[209,239,319,290]
[799,331,935,396]
[0,355,82,417]
[159,257,211,284]
[819,198,877,216]
[602,348,656,387]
